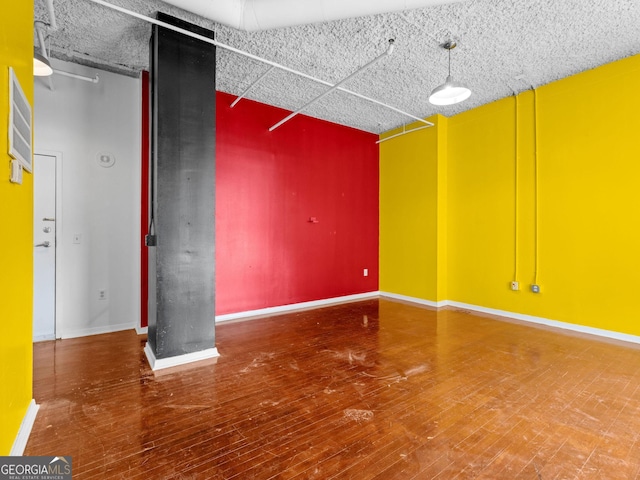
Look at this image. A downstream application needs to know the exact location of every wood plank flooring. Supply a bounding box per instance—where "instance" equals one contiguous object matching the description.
[25,299,640,479]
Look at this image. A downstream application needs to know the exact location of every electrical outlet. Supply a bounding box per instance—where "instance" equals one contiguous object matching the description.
[510,281,519,291]
[98,289,107,301]
[531,284,540,294]
[363,268,368,277]
[10,160,23,184]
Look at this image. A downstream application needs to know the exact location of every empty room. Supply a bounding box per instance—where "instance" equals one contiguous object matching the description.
[2,0,640,478]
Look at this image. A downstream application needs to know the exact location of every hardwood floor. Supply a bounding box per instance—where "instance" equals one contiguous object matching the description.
[26,299,640,479]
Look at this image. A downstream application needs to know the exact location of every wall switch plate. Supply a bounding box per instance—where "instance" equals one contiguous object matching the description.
[363,268,368,277]
[98,289,107,300]
[510,281,519,291]
[73,234,82,244]
[531,284,541,293]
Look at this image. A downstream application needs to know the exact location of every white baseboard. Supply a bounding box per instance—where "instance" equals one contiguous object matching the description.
[60,322,134,339]
[10,399,39,456]
[215,291,380,323]
[135,324,148,335]
[33,334,56,343]
[379,291,447,308]
[379,291,640,346]
[144,342,220,371]
[446,300,640,346]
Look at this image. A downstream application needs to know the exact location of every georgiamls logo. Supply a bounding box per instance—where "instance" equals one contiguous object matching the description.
[0,455,72,478]
[48,457,71,475]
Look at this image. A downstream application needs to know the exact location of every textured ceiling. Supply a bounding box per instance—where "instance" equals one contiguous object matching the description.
[34,0,640,134]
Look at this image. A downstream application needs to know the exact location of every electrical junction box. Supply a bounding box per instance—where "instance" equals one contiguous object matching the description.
[10,160,23,184]
[531,284,541,293]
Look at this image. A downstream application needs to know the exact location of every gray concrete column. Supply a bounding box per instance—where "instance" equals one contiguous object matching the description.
[145,13,217,370]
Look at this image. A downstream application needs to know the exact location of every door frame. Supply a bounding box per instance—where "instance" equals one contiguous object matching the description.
[34,150,64,339]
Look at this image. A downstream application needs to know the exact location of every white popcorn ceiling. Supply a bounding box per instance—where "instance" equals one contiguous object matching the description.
[34,0,640,134]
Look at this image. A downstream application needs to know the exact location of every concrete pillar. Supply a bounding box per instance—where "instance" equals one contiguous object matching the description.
[145,13,218,370]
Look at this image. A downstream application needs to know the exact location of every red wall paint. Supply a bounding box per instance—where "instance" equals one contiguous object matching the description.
[141,89,379,319]
[215,91,379,315]
[140,71,149,328]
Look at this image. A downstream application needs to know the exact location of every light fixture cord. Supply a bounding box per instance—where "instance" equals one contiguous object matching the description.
[448,46,451,76]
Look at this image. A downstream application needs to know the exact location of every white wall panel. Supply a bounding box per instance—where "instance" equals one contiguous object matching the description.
[34,59,141,338]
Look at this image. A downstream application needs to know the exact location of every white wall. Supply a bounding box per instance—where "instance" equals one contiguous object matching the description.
[34,59,141,338]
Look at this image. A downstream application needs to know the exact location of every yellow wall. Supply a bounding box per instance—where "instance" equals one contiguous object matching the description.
[381,54,640,336]
[380,115,446,301]
[0,1,34,454]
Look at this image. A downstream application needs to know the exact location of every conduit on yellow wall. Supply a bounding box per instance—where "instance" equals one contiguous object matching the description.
[380,53,640,337]
[512,93,519,286]
[532,87,540,288]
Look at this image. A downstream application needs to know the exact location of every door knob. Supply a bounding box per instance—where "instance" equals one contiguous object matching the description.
[35,241,51,248]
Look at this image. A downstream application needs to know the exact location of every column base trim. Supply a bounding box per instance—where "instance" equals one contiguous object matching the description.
[144,342,220,371]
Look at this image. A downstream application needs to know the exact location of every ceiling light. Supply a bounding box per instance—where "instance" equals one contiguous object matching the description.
[34,22,53,77]
[429,41,471,106]
[33,50,53,76]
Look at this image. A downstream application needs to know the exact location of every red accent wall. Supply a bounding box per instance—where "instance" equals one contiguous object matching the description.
[141,89,379,321]
[215,91,379,314]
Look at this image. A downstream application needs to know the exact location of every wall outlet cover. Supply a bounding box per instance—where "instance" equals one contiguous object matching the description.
[531,284,541,293]
[10,159,23,184]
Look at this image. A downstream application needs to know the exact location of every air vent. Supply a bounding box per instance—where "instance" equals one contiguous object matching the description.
[8,67,32,172]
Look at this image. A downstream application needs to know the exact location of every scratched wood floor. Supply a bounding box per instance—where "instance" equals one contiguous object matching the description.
[26,299,640,479]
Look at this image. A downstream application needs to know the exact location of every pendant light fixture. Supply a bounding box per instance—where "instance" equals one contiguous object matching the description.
[33,51,53,76]
[33,22,53,77]
[429,41,471,106]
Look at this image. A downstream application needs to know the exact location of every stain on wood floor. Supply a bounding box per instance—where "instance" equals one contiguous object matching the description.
[26,299,640,479]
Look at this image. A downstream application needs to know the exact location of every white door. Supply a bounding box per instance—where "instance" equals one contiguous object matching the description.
[33,153,57,341]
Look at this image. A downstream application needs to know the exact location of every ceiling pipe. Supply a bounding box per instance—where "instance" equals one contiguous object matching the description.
[34,22,49,58]
[376,124,431,144]
[54,69,100,83]
[270,39,395,131]
[85,0,434,129]
[44,0,58,31]
[161,0,461,31]
[231,66,275,107]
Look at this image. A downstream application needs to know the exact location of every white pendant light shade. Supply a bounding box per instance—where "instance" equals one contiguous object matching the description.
[429,75,471,105]
[34,51,53,76]
[34,22,53,77]
[429,41,471,106]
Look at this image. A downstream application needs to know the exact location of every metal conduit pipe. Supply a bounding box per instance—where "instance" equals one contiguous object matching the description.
[84,0,434,129]
[53,70,100,83]
[45,0,58,30]
[161,0,462,31]
[270,39,395,131]
[35,22,49,56]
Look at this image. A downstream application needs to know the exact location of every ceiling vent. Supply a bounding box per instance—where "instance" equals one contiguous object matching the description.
[8,68,33,173]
